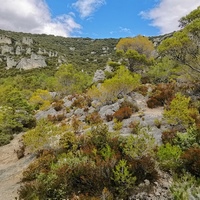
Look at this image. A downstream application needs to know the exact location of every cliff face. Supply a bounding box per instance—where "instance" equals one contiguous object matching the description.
[0,35,57,70]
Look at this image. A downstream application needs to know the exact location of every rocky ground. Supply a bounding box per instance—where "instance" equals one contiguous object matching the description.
[0,92,172,200]
[0,133,35,200]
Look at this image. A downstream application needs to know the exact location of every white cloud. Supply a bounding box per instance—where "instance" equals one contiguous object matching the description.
[119,27,131,34]
[0,0,81,37]
[141,0,200,34]
[73,0,106,18]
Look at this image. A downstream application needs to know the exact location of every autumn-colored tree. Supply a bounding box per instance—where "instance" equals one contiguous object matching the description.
[158,6,200,77]
[116,35,155,72]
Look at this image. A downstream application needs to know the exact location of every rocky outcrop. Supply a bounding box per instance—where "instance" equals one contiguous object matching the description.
[16,53,47,70]
[22,37,33,45]
[93,69,105,82]
[0,35,12,44]
[0,34,59,70]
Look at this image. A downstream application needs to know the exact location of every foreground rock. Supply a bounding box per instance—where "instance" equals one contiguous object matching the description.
[0,133,35,200]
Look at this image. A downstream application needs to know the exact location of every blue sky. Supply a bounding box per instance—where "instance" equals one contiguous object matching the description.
[0,0,199,38]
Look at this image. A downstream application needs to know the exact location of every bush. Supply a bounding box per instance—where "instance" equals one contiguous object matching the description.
[161,129,178,144]
[147,83,175,108]
[52,100,64,111]
[181,147,200,177]
[128,155,159,184]
[157,143,182,171]
[163,92,198,129]
[88,66,141,104]
[85,112,102,125]
[113,106,133,121]
[170,173,200,200]
[0,132,13,146]
[112,159,136,198]
[173,125,200,150]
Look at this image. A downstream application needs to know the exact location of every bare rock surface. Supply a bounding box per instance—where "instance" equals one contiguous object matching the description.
[0,133,35,200]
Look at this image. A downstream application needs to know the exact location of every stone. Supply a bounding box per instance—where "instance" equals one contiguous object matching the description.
[93,69,105,83]
[0,35,12,44]
[6,57,17,69]
[22,37,33,45]
[16,53,47,70]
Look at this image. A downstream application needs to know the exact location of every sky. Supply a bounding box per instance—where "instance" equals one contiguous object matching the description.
[0,0,199,38]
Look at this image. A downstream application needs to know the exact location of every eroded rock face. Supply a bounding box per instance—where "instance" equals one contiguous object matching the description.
[16,53,47,70]
[0,35,12,44]
[93,69,105,83]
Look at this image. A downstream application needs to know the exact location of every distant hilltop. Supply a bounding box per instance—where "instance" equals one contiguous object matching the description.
[0,29,173,75]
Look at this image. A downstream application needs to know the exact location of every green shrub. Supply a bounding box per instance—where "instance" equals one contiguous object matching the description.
[157,143,182,171]
[164,93,198,129]
[112,159,136,198]
[0,132,13,146]
[173,125,200,150]
[170,173,200,200]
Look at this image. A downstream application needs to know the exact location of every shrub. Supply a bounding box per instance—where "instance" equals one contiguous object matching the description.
[170,173,200,200]
[119,128,156,159]
[52,100,64,111]
[147,83,175,108]
[113,106,133,121]
[129,120,141,134]
[22,150,56,181]
[128,155,159,184]
[105,114,113,122]
[157,143,182,171]
[113,119,123,131]
[88,66,141,104]
[47,113,66,123]
[23,119,64,153]
[85,112,102,125]
[181,147,200,177]
[112,159,136,198]
[0,132,13,146]
[173,125,200,150]
[161,129,178,144]
[71,94,92,108]
[163,92,198,129]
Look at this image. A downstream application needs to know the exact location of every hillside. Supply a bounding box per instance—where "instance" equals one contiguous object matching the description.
[0,29,119,77]
[0,6,199,199]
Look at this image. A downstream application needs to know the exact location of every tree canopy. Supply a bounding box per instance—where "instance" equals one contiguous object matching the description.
[158,6,200,77]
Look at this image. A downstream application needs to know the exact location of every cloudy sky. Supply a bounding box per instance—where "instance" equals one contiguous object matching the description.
[0,0,199,38]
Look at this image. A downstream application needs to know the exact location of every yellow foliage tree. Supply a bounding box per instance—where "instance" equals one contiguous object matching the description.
[116,35,154,72]
[116,35,154,58]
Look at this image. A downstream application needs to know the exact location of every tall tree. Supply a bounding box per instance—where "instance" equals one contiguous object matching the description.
[116,35,154,72]
[158,7,200,77]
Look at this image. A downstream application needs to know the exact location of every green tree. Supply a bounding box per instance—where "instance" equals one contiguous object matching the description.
[158,6,200,77]
[88,66,141,104]
[55,64,92,95]
[148,57,181,83]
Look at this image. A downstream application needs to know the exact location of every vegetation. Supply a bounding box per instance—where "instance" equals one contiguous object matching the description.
[0,6,200,200]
